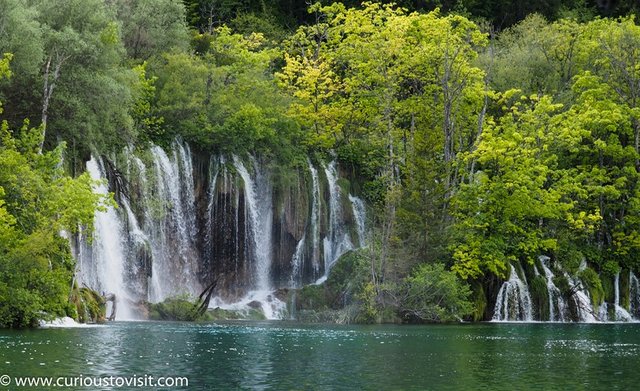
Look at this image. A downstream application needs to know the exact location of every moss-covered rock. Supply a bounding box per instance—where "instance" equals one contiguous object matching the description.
[69,287,106,324]
[297,284,329,311]
[601,274,615,304]
[529,276,549,321]
[148,296,208,321]
[470,280,487,322]
[620,269,630,310]
[578,267,604,311]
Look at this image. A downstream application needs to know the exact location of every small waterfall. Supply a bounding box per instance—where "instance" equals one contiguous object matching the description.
[290,235,305,288]
[176,142,197,243]
[308,161,321,275]
[492,264,533,321]
[539,257,566,322]
[613,272,632,322]
[630,272,640,319]
[318,161,354,283]
[564,268,597,323]
[146,142,200,301]
[150,144,190,257]
[204,156,221,262]
[233,155,273,292]
[231,155,285,318]
[349,195,367,247]
[79,157,136,320]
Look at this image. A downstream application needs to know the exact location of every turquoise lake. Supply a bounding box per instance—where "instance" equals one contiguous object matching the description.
[1,321,639,390]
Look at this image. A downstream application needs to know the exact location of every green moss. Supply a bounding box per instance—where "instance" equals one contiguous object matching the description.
[578,267,604,310]
[294,249,374,322]
[555,239,584,274]
[553,275,570,296]
[529,276,550,321]
[336,177,351,195]
[148,296,208,321]
[69,287,106,324]
[601,274,615,304]
[620,269,630,309]
[471,280,487,322]
[297,284,329,311]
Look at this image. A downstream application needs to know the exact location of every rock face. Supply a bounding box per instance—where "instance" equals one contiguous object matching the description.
[73,141,367,319]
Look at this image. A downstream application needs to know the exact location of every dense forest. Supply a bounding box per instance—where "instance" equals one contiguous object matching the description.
[2,0,640,327]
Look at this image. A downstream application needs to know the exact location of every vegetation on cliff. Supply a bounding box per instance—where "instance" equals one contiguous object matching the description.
[2,0,640,325]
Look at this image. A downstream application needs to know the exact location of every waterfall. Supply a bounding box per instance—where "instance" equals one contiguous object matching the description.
[77,142,202,316]
[146,142,200,301]
[204,156,221,263]
[290,236,306,288]
[492,264,533,321]
[233,155,273,292]
[176,142,197,243]
[308,160,321,275]
[76,143,366,320]
[630,272,640,319]
[613,272,632,322]
[349,195,367,247]
[557,261,596,323]
[318,161,354,283]
[539,256,565,322]
[79,157,136,320]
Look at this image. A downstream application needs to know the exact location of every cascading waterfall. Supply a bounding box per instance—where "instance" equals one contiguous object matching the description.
[566,277,597,323]
[76,141,202,316]
[539,256,566,322]
[613,272,632,322]
[289,236,306,288]
[492,264,533,321]
[232,155,273,292]
[492,258,640,322]
[76,143,367,320]
[146,142,201,301]
[308,160,321,275]
[349,195,367,247]
[79,157,136,320]
[630,272,640,319]
[318,161,354,284]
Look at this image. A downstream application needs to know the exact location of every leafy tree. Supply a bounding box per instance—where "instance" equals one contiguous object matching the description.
[452,92,600,278]
[110,0,190,61]
[0,56,104,328]
[397,263,473,322]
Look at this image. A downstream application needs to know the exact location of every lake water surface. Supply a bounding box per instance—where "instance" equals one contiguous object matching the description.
[1,321,639,390]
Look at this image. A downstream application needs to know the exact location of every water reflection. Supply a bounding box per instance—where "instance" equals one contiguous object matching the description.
[1,322,639,390]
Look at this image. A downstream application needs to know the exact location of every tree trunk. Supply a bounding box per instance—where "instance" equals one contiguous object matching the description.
[40,53,66,153]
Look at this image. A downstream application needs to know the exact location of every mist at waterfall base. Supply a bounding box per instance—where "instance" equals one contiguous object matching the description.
[74,141,367,320]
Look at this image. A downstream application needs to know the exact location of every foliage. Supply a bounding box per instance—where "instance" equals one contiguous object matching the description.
[110,0,189,60]
[4,1,640,325]
[529,276,550,321]
[397,263,473,322]
[0,57,103,328]
[148,295,213,321]
[69,286,106,324]
[579,267,604,310]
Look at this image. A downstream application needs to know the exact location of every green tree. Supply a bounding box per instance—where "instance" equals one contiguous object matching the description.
[0,55,104,328]
[398,263,473,322]
[110,0,189,61]
[452,92,599,278]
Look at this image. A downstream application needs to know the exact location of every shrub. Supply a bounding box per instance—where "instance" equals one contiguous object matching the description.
[398,263,473,323]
